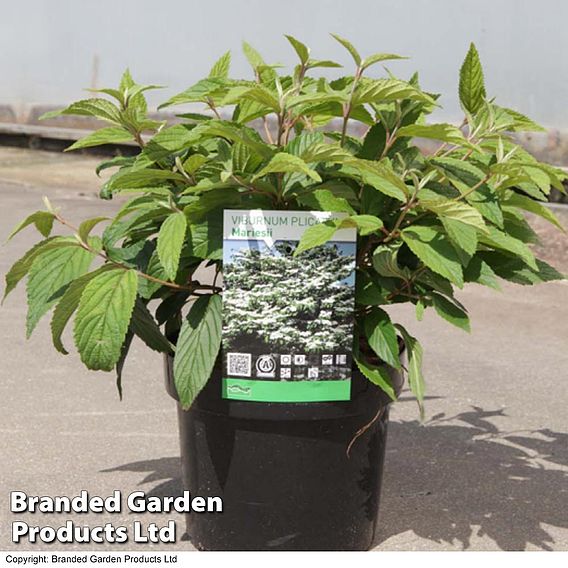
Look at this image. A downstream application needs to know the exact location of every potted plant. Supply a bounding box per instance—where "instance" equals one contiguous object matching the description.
[4,35,565,551]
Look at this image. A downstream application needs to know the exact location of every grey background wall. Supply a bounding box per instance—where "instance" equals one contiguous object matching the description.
[1,0,567,128]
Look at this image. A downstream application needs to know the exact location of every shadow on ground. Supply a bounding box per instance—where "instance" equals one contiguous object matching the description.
[103,407,568,551]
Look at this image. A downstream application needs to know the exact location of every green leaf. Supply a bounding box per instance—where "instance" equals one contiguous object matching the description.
[174,295,222,409]
[372,244,412,280]
[362,53,407,70]
[343,214,384,235]
[285,35,310,64]
[297,189,355,214]
[401,225,464,287]
[40,98,121,124]
[78,217,108,243]
[463,257,500,290]
[359,123,387,160]
[307,59,342,70]
[479,226,537,270]
[242,41,265,70]
[364,308,401,369]
[26,243,96,337]
[187,213,223,260]
[157,212,187,280]
[342,159,408,202]
[501,107,546,132]
[441,218,477,264]
[3,237,62,303]
[353,78,432,106]
[50,266,113,354]
[65,127,133,151]
[354,355,396,400]
[397,123,471,147]
[7,211,54,240]
[504,192,564,231]
[431,293,470,332]
[294,219,342,256]
[459,43,486,114]
[421,200,486,230]
[394,323,425,416]
[480,252,565,286]
[253,153,321,182]
[74,268,138,371]
[130,299,174,353]
[209,51,231,79]
[331,33,361,65]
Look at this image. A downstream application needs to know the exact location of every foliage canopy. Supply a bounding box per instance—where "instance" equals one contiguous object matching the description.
[4,38,565,411]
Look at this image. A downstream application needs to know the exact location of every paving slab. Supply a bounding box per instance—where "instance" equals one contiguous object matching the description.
[0,148,566,552]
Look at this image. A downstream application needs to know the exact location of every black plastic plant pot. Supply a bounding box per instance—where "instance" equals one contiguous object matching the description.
[164,356,404,551]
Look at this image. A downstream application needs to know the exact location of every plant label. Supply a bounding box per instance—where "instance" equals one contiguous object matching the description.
[222,209,357,402]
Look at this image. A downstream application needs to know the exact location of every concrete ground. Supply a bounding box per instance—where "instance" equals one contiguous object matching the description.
[0,147,567,552]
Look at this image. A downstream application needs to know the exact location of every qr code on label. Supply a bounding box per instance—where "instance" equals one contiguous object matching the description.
[227,353,252,377]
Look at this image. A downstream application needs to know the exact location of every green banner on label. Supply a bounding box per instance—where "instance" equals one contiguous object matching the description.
[223,378,351,403]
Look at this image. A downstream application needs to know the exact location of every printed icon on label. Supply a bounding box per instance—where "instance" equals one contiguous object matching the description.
[336,354,347,365]
[308,367,319,379]
[280,367,292,379]
[256,354,276,377]
[280,354,292,366]
[227,352,252,377]
[321,354,334,365]
[294,354,306,365]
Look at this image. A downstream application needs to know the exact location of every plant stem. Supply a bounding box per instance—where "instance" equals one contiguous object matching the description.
[53,212,220,294]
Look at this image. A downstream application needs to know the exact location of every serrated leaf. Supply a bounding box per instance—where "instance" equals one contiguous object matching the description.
[242,41,265,70]
[459,43,486,114]
[480,253,565,285]
[359,122,387,160]
[504,192,564,231]
[174,295,222,409]
[157,212,187,280]
[342,159,408,202]
[441,217,477,264]
[372,244,412,280]
[3,237,62,303]
[209,51,231,79]
[187,213,223,260]
[364,308,401,369]
[78,217,108,243]
[431,293,470,332]
[130,299,174,353]
[65,127,133,151]
[331,33,361,65]
[479,225,537,270]
[26,243,96,337]
[344,214,383,235]
[353,78,432,106]
[354,355,396,400]
[74,268,138,371]
[501,107,546,132]
[253,153,321,182]
[40,98,121,124]
[297,189,355,214]
[307,59,342,69]
[397,123,471,147]
[50,266,113,354]
[421,200,486,230]
[463,257,500,290]
[285,35,310,64]
[7,211,54,240]
[362,52,407,70]
[401,225,464,287]
[294,219,343,256]
[394,323,425,416]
